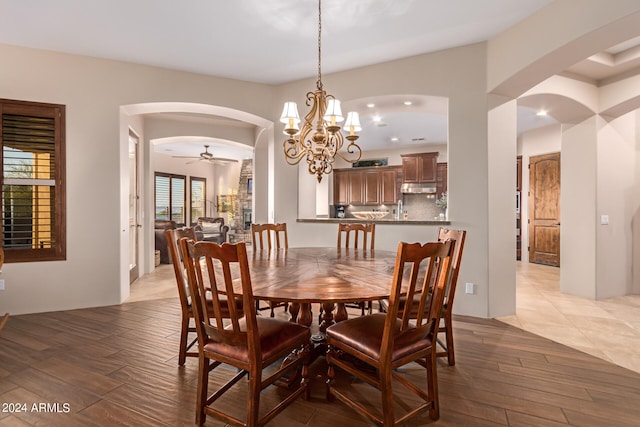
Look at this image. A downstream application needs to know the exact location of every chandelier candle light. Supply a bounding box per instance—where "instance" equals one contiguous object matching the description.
[281,0,362,183]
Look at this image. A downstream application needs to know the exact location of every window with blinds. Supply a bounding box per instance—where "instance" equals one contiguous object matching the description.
[155,172,186,224]
[1,99,66,262]
[190,177,206,225]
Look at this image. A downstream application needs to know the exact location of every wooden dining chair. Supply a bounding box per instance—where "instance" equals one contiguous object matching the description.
[337,223,376,316]
[251,223,288,251]
[180,239,311,427]
[165,228,243,366]
[337,223,375,250]
[251,222,289,316]
[0,313,8,334]
[326,240,455,426]
[378,227,466,366]
[434,228,466,366]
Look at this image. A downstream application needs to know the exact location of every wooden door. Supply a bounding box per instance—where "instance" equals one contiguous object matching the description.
[528,152,560,266]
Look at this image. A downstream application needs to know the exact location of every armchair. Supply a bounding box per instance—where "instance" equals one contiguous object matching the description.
[194,217,229,244]
[154,219,177,264]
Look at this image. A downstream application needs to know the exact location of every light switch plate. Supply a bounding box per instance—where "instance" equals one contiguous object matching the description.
[465,282,475,295]
[600,215,609,225]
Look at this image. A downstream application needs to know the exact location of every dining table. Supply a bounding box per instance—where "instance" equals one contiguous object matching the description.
[245,246,398,334]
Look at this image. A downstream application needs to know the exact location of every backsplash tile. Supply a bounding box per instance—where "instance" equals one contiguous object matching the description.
[344,194,445,220]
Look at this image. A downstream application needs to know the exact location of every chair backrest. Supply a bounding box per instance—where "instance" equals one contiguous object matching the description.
[437,228,466,309]
[337,223,375,250]
[166,228,197,309]
[381,241,454,361]
[180,240,258,353]
[0,313,8,333]
[251,223,288,250]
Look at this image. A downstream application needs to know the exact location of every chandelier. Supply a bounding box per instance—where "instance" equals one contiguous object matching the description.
[280,0,362,183]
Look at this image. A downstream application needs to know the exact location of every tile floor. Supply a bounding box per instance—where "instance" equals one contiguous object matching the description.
[129,260,640,375]
[497,261,640,375]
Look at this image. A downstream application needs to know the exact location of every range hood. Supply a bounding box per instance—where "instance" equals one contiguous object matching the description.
[401,183,437,194]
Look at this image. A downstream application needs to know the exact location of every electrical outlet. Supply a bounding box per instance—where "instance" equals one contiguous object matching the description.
[0,279,4,290]
[465,282,475,295]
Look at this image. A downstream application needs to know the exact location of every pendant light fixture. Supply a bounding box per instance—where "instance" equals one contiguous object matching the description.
[280,0,362,183]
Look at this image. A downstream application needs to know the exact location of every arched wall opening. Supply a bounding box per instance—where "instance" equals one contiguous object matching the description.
[119,102,273,302]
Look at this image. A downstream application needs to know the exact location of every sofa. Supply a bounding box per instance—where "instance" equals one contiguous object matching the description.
[194,217,229,244]
[154,219,177,264]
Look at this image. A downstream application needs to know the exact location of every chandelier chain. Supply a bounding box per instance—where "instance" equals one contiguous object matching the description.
[317,0,322,91]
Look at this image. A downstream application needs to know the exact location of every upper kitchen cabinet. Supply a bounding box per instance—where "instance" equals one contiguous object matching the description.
[380,166,402,204]
[364,169,380,205]
[333,166,401,206]
[349,170,365,205]
[334,169,349,205]
[401,152,438,183]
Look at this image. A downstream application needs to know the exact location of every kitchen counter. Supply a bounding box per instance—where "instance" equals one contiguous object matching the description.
[297,218,450,226]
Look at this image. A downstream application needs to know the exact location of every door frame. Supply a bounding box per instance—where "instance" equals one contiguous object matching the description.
[128,129,141,284]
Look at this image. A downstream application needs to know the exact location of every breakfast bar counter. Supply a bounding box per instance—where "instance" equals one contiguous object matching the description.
[297,218,450,226]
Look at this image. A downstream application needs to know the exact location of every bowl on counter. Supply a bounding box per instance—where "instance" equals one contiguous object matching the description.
[351,211,389,220]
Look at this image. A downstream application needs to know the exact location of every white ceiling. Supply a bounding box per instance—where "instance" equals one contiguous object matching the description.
[2,0,640,157]
[0,0,554,84]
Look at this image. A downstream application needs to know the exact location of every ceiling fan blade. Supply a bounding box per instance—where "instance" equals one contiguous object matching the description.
[210,157,239,163]
[185,159,202,164]
[172,155,200,159]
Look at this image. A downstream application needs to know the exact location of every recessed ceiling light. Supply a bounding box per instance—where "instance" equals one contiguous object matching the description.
[372,115,382,122]
[391,137,399,142]
[403,101,412,106]
[366,103,375,108]
[536,110,548,117]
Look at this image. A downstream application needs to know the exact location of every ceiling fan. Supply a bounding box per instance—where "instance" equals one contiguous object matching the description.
[172,145,238,164]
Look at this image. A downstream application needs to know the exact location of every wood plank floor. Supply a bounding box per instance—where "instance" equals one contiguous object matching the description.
[2,298,640,426]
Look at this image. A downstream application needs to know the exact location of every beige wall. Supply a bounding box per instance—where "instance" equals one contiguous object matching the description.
[0,43,275,314]
[596,113,637,298]
[561,117,599,298]
[487,0,640,97]
[2,1,640,316]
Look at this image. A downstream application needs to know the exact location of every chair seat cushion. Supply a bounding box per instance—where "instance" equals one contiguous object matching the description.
[204,317,310,364]
[326,313,432,362]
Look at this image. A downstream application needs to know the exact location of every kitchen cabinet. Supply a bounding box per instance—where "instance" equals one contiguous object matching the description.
[381,167,402,204]
[334,169,349,205]
[364,170,380,205]
[349,170,365,205]
[401,152,438,183]
[333,166,401,206]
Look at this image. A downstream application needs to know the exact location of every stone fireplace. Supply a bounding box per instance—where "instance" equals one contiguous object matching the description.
[230,159,252,241]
